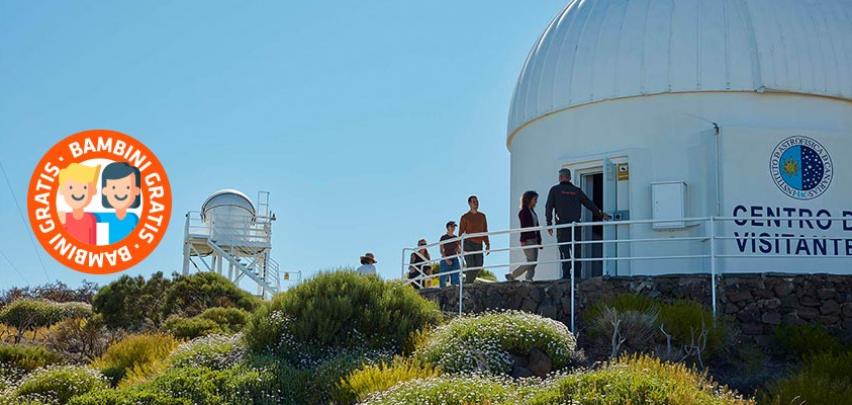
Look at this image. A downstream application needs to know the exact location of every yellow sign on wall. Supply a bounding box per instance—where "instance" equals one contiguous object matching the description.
[617,163,629,181]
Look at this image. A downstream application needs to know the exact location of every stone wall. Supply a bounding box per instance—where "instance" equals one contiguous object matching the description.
[418,273,852,344]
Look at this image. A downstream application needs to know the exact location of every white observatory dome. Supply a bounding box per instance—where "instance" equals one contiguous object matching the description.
[507,0,852,280]
[201,189,256,217]
[508,0,852,145]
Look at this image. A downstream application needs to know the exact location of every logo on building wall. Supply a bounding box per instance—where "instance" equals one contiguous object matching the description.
[27,130,172,274]
[770,136,833,200]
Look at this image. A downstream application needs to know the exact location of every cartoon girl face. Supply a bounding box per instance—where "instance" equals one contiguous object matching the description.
[102,173,140,211]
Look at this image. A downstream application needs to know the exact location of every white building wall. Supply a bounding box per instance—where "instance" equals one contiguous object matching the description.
[509,91,852,279]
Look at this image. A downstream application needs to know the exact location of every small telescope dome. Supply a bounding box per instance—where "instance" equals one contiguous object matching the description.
[201,189,256,218]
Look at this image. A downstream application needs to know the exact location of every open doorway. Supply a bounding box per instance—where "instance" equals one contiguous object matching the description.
[579,171,604,278]
[562,156,626,277]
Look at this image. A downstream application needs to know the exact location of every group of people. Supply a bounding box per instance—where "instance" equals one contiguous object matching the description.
[407,195,490,288]
[408,168,609,288]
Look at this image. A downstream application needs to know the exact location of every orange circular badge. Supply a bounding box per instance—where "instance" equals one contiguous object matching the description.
[27,129,172,274]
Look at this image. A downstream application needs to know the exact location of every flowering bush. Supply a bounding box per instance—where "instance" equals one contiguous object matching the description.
[244,271,441,359]
[7,365,107,404]
[526,355,751,405]
[66,387,189,405]
[362,374,527,405]
[93,333,178,385]
[142,365,267,404]
[168,334,245,371]
[414,310,578,375]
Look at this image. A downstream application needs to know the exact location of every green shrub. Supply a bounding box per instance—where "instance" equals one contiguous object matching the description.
[93,333,178,385]
[0,344,63,372]
[773,324,843,359]
[143,364,305,405]
[163,307,250,340]
[67,387,190,405]
[762,351,852,405]
[362,375,519,405]
[477,269,497,282]
[168,335,245,371]
[70,362,309,405]
[658,300,727,358]
[12,366,107,404]
[337,356,440,403]
[0,299,92,344]
[92,272,172,330]
[587,304,659,357]
[244,271,441,359]
[527,355,751,405]
[163,317,221,340]
[414,310,577,375]
[582,293,660,326]
[583,295,728,359]
[311,349,391,403]
[58,302,93,320]
[162,273,259,318]
[44,315,116,362]
[197,307,249,333]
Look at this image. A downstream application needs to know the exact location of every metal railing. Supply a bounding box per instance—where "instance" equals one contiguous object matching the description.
[401,216,852,331]
[186,211,273,245]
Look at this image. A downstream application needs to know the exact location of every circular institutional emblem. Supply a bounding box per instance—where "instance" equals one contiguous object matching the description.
[27,130,172,274]
[769,135,833,200]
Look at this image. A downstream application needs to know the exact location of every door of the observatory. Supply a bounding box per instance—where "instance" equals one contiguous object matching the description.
[602,158,617,276]
[579,171,603,278]
[578,159,618,278]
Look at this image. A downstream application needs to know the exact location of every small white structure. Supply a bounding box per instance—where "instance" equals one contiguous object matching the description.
[183,190,282,297]
[508,0,852,279]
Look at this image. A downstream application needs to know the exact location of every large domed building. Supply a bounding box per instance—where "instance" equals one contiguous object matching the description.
[508,0,852,279]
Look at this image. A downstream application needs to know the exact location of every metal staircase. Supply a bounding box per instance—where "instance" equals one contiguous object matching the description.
[205,239,279,296]
[182,190,286,298]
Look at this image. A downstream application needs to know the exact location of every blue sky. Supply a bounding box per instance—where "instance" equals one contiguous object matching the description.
[0,0,564,289]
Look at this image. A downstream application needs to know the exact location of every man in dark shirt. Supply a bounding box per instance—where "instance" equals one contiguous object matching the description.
[545,168,610,279]
[439,221,461,288]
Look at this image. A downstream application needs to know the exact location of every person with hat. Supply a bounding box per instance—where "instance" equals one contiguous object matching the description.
[408,239,432,288]
[356,252,378,276]
[545,168,610,280]
[438,221,461,288]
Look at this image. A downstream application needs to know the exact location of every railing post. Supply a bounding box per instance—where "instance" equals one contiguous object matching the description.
[182,213,191,275]
[709,217,717,318]
[400,248,407,282]
[458,234,465,315]
[570,223,576,333]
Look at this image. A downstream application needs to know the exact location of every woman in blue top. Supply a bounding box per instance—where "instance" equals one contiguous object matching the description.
[94,162,141,244]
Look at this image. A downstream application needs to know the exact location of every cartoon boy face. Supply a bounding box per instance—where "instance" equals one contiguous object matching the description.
[102,172,140,211]
[59,180,96,210]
